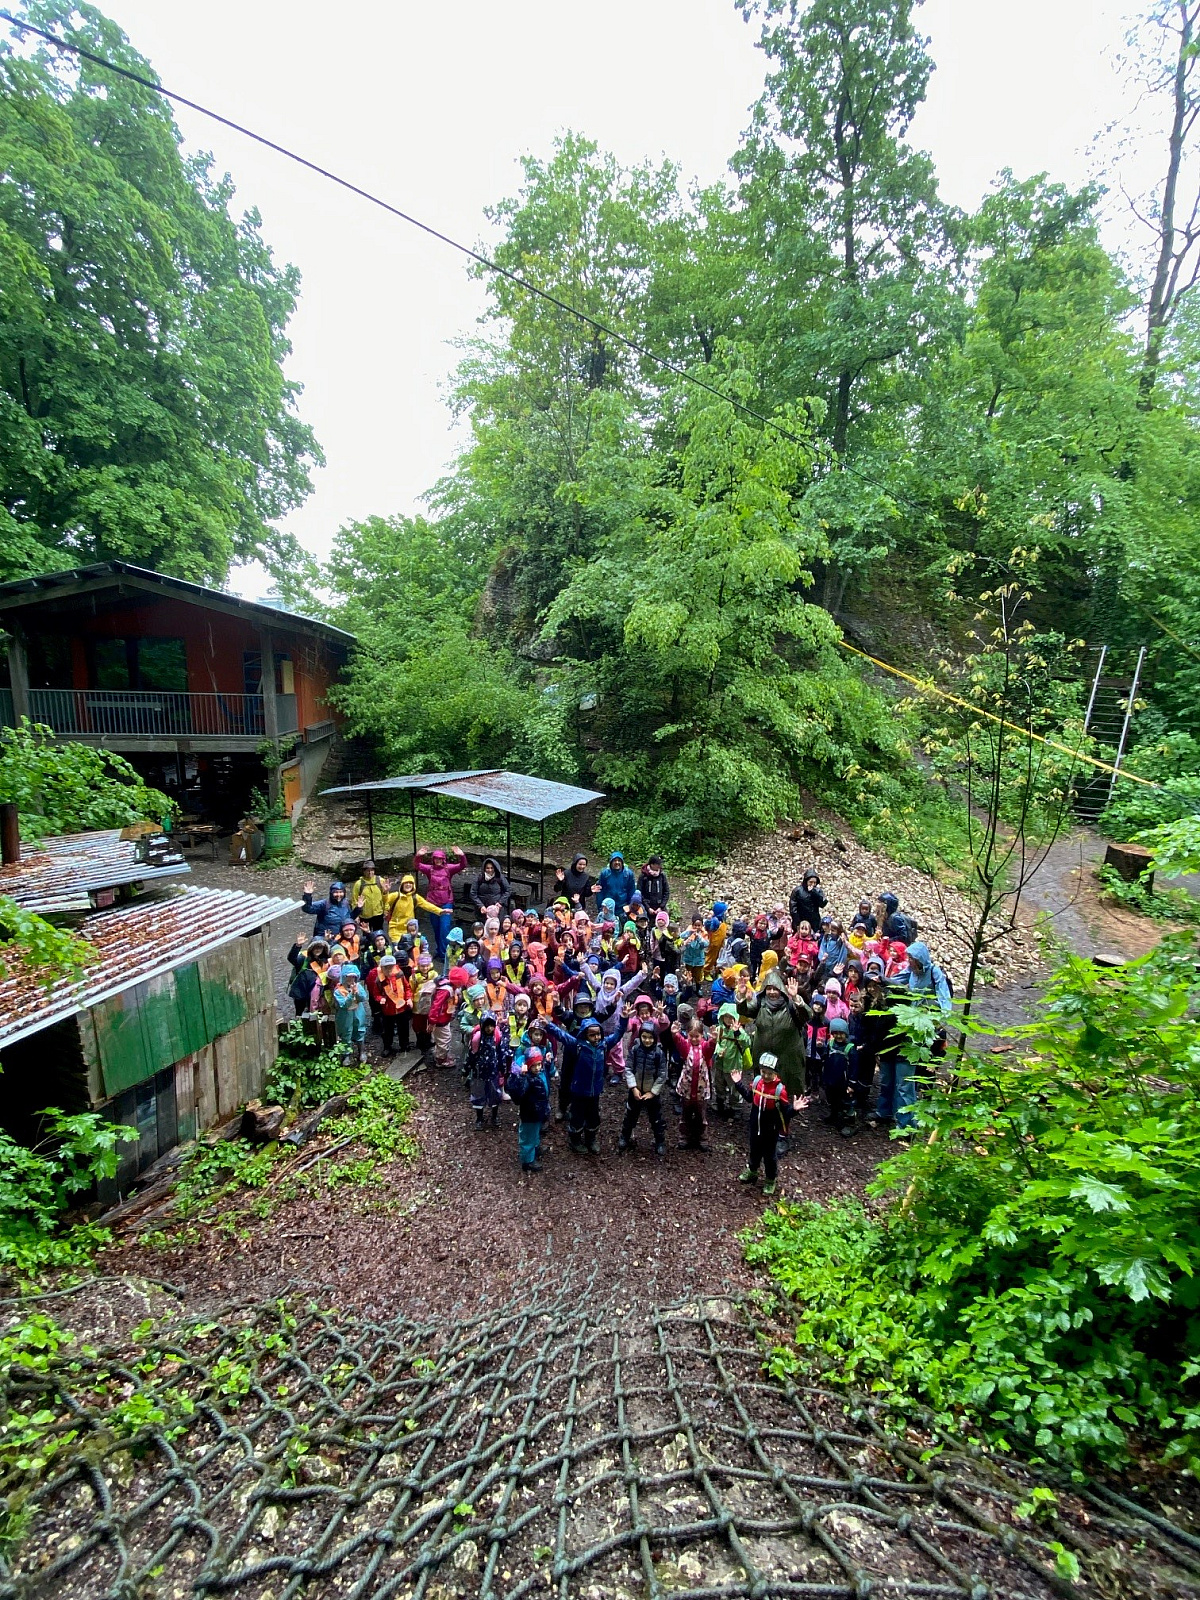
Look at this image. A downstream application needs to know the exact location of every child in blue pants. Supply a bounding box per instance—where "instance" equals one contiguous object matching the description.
[507,1046,550,1173]
[331,962,370,1063]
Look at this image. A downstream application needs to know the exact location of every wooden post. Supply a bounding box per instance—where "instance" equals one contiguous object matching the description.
[366,791,376,860]
[258,627,279,804]
[0,802,20,866]
[506,811,512,881]
[6,631,30,723]
[410,790,417,856]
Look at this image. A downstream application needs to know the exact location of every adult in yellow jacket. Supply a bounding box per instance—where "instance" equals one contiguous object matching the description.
[385,873,441,943]
[351,860,389,930]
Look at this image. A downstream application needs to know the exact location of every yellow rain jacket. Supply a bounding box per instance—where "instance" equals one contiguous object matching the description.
[385,874,440,942]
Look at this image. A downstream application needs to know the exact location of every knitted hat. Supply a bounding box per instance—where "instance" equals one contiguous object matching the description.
[655,909,670,928]
[829,1016,850,1035]
[759,1052,779,1074]
[525,1047,544,1066]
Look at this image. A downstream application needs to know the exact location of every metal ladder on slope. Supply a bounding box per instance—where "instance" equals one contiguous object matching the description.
[1073,644,1146,823]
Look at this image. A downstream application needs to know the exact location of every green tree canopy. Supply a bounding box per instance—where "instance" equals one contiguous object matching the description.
[0,0,320,583]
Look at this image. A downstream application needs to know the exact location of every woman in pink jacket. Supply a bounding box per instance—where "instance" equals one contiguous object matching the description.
[413,844,468,960]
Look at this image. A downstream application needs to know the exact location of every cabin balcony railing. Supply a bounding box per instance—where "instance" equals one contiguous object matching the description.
[24,689,299,739]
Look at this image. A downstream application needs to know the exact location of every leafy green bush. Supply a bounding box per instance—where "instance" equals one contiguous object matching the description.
[0,720,172,839]
[744,937,1200,1470]
[0,1110,137,1275]
[267,1022,359,1107]
[1100,773,1200,839]
[0,896,93,984]
[1097,865,1200,926]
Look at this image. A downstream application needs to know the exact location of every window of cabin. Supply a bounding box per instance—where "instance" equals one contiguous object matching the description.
[88,638,187,691]
[26,633,72,689]
[242,650,291,696]
[136,638,188,692]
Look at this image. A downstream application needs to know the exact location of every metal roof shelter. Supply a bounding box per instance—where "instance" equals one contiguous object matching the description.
[321,769,604,901]
[0,885,299,1050]
[0,829,190,913]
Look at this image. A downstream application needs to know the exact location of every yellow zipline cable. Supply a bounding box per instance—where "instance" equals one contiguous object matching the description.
[1144,609,1200,665]
[836,640,1160,789]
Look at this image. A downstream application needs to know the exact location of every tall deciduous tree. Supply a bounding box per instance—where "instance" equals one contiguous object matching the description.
[0,1,320,583]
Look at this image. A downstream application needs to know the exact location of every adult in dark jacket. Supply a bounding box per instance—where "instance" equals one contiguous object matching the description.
[562,854,595,908]
[618,1023,670,1154]
[637,856,670,913]
[789,870,826,934]
[303,879,350,940]
[470,856,512,915]
[875,891,916,944]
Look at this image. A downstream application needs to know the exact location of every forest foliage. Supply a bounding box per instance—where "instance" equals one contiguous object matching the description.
[745,938,1200,1471]
[6,1,1200,854]
[307,0,1200,856]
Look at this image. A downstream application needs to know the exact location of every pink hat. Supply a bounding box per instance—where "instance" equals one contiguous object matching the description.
[655,909,670,928]
[824,978,842,995]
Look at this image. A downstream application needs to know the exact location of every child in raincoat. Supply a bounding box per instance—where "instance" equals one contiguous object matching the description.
[332,963,370,1061]
[711,1002,753,1117]
[351,861,389,931]
[468,1012,512,1129]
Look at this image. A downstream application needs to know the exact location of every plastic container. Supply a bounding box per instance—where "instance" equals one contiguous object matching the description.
[263,819,293,856]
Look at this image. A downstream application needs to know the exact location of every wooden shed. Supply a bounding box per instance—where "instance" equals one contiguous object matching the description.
[0,884,297,1201]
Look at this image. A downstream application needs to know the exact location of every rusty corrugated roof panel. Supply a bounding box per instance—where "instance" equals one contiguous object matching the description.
[320,770,603,822]
[0,887,299,1051]
[0,830,190,913]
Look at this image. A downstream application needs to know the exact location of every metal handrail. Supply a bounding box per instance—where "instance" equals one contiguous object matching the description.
[25,688,284,738]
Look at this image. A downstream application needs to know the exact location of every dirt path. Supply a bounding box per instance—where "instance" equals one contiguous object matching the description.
[108,1061,885,1321]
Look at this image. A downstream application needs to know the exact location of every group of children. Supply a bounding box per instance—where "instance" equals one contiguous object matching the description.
[287,850,953,1187]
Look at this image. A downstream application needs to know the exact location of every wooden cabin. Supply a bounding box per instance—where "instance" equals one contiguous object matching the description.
[0,562,354,824]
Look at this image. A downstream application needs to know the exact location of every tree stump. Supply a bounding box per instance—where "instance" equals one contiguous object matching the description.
[1104,842,1154,890]
[241,1100,287,1143]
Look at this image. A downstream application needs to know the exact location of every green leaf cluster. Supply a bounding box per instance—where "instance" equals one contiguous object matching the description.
[0,718,171,837]
[744,937,1200,1468]
[0,0,320,582]
[0,1106,135,1274]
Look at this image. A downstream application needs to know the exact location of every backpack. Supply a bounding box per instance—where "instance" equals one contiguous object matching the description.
[889,911,918,945]
[428,985,455,1027]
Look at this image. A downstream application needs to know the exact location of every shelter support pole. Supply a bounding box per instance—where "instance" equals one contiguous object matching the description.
[539,818,545,906]
[410,791,417,857]
[506,812,512,881]
[366,792,375,861]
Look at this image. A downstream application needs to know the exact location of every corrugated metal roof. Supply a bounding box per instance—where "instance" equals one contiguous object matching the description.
[0,830,190,913]
[320,769,603,823]
[321,770,497,797]
[0,887,300,1051]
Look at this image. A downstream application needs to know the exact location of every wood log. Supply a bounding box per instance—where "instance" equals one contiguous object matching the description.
[280,1092,352,1147]
[1104,842,1154,890]
[240,1100,287,1143]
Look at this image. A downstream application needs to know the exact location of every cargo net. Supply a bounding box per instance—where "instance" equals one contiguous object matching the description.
[2,1268,1198,1600]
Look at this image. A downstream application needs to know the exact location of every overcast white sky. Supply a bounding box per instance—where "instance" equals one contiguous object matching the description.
[57,2,1156,594]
